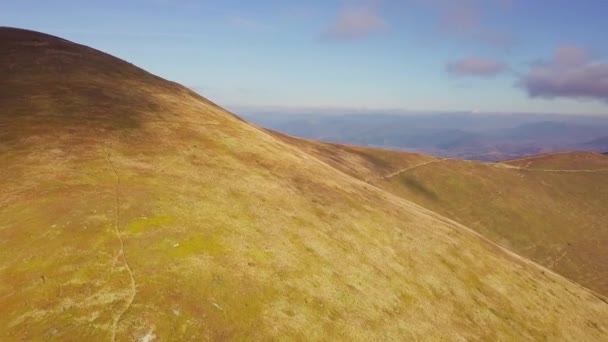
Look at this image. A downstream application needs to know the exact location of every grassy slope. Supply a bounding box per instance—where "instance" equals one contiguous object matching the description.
[282,134,608,297]
[502,151,608,170]
[1,28,608,341]
[381,158,608,296]
[266,130,439,182]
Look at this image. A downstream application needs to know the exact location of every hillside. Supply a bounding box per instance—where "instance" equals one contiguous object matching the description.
[265,130,440,182]
[281,134,608,297]
[1,28,608,341]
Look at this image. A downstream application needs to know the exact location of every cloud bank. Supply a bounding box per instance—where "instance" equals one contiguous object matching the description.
[323,6,387,41]
[519,46,608,102]
[446,57,507,77]
[422,0,513,48]
[226,16,267,30]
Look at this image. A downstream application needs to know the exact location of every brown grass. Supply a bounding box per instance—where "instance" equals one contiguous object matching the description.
[286,136,608,297]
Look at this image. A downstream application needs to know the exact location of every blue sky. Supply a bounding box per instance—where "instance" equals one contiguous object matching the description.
[3,0,608,115]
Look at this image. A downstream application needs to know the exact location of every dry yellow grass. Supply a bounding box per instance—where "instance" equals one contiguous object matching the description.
[1,28,608,341]
[284,135,608,298]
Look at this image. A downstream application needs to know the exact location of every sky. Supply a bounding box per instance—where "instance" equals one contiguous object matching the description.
[2,0,608,115]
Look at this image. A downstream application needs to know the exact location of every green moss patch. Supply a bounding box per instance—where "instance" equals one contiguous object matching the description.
[125,215,175,234]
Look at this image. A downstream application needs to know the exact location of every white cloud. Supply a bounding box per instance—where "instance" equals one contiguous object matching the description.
[322,6,387,41]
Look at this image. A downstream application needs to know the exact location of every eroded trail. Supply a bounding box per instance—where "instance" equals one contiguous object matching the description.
[493,163,608,173]
[369,159,445,183]
[497,152,608,172]
[518,167,608,173]
[101,145,137,342]
[498,152,575,164]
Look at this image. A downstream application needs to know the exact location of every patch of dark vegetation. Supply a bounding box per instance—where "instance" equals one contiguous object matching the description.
[352,150,391,170]
[399,176,439,200]
[0,27,226,137]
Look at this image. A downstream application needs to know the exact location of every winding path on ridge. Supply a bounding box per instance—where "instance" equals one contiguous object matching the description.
[370,155,608,184]
[497,152,608,172]
[367,159,446,183]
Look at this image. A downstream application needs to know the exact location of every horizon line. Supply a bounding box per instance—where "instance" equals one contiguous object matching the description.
[220,104,608,117]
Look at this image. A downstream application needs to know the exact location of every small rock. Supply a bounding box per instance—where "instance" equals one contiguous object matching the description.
[138,329,156,342]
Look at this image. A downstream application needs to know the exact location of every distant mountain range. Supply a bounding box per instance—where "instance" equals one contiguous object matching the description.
[243,112,608,161]
[586,136,608,151]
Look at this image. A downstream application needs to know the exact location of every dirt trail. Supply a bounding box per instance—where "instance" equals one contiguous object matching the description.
[101,145,137,342]
[369,156,608,187]
[498,152,608,172]
[493,163,608,173]
[385,159,445,178]
[519,168,608,173]
[498,152,575,164]
[367,159,445,183]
